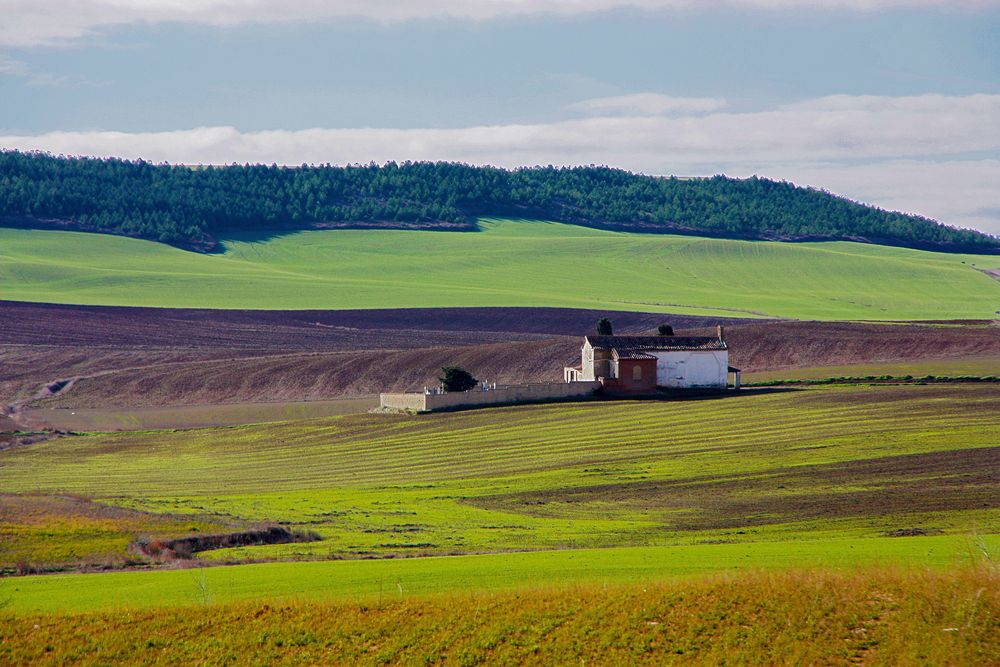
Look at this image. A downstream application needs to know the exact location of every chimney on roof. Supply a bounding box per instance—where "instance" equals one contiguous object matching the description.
[717,325,725,341]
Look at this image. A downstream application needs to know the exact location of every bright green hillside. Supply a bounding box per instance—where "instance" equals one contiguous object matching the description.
[2,219,999,320]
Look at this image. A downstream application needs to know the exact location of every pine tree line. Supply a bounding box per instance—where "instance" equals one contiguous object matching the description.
[1,151,995,252]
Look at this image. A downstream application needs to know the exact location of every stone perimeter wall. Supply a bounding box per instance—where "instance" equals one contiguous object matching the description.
[377,392,429,412]
[380,381,602,412]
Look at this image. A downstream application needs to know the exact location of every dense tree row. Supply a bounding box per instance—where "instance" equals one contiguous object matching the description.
[1,151,995,252]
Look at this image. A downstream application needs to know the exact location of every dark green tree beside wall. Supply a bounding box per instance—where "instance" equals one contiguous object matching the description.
[439,366,478,393]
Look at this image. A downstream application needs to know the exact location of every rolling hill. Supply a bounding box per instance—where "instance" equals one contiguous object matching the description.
[3,219,1000,320]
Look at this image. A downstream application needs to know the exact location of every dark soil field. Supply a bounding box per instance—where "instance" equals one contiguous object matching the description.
[29,340,579,410]
[711,320,1000,372]
[0,301,745,418]
[0,300,734,349]
[3,300,999,431]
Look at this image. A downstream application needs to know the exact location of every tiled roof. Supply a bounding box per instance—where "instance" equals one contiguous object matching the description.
[585,335,727,351]
[612,349,657,360]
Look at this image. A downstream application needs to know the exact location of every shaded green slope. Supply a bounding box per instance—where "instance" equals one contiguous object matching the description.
[2,219,999,319]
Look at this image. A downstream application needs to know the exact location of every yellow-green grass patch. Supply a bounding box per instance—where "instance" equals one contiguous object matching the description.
[3,566,998,665]
[0,494,227,572]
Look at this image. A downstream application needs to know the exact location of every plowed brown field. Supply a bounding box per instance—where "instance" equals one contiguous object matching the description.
[0,301,744,409]
[3,301,999,430]
[1,300,730,349]
[706,320,1000,372]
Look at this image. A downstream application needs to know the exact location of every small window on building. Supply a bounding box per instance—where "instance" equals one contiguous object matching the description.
[633,364,642,380]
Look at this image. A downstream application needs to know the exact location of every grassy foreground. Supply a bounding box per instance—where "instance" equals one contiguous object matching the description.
[2,385,999,662]
[2,219,999,319]
[3,567,997,665]
[2,385,998,572]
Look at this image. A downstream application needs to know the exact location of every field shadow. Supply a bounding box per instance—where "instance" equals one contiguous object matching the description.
[213,221,478,252]
[596,387,801,404]
[423,387,799,413]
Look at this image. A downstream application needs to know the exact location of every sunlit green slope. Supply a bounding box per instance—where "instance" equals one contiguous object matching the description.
[2,219,999,319]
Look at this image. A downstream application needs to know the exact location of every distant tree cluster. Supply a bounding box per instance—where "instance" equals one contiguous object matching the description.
[1,151,996,252]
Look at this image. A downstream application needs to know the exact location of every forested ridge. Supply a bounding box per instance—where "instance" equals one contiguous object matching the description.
[1,151,996,253]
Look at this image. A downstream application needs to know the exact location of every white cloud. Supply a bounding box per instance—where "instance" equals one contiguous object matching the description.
[2,94,999,233]
[781,93,1000,114]
[1,0,997,47]
[568,93,727,116]
[4,93,993,166]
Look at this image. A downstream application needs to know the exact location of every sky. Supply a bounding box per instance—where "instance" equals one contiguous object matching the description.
[1,1,999,234]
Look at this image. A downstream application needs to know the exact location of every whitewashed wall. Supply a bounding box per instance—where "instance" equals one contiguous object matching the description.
[381,381,602,411]
[652,350,728,388]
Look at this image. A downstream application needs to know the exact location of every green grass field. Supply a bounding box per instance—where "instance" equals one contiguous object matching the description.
[5,537,996,614]
[744,356,1000,383]
[3,219,999,319]
[2,386,998,593]
[3,384,1000,663]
